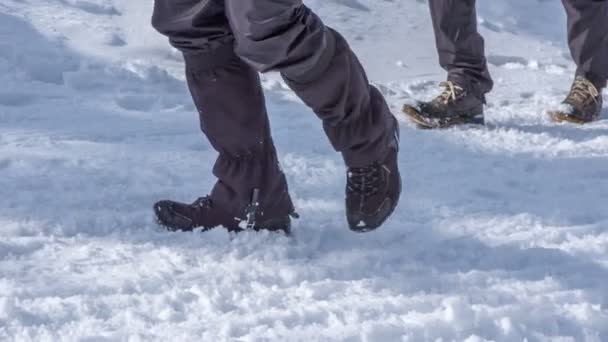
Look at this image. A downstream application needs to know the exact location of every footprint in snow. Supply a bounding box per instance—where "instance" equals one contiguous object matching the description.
[329,0,370,12]
[115,95,158,112]
[105,33,127,47]
[488,54,569,75]
[0,159,10,170]
[0,92,37,107]
[60,0,121,16]
[487,54,528,68]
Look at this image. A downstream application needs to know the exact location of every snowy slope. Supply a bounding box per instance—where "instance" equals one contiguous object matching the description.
[1,0,608,340]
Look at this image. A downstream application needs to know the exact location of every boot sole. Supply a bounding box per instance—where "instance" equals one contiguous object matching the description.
[349,172,402,234]
[548,111,594,125]
[153,202,198,232]
[402,104,485,129]
[153,217,292,236]
[153,204,292,236]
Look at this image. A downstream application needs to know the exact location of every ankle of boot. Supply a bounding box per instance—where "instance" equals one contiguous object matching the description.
[576,71,607,92]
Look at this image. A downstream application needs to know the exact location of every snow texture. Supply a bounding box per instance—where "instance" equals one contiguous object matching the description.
[1,0,608,341]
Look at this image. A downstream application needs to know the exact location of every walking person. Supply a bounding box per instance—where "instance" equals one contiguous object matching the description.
[403,0,608,128]
[151,1,402,234]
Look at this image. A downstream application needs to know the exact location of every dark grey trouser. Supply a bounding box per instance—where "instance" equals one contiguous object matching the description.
[429,0,608,95]
[152,0,396,218]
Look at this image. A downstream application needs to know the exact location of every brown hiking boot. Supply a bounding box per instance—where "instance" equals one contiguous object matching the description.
[346,146,401,233]
[549,76,604,124]
[154,194,293,234]
[403,81,485,129]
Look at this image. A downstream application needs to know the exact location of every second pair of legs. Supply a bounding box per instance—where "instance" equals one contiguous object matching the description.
[404,0,607,128]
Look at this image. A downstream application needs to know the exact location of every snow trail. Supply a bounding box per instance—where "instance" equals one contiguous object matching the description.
[1,0,608,340]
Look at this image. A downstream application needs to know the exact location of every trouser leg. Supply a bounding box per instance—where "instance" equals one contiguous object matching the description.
[562,0,608,89]
[225,1,398,168]
[152,0,294,220]
[428,0,493,96]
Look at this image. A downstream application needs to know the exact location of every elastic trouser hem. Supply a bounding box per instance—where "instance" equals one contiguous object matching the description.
[340,114,399,168]
[447,73,492,102]
[212,146,295,221]
[576,70,607,90]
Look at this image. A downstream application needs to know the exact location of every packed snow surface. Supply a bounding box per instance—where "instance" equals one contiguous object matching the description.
[1,0,608,340]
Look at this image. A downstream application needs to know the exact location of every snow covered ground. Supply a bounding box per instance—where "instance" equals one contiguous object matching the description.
[1,0,608,340]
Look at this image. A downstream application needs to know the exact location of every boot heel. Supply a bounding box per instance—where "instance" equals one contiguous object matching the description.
[469,114,485,126]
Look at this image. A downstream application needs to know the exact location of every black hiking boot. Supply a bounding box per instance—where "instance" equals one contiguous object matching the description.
[549,76,604,124]
[346,147,401,233]
[403,81,485,129]
[154,195,293,234]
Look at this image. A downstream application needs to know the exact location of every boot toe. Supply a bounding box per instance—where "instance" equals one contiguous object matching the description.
[347,198,393,233]
[153,201,194,231]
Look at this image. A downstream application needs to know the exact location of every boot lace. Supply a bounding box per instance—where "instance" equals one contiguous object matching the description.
[436,81,465,105]
[347,165,380,197]
[193,196,213,208]
[567,77,600,105]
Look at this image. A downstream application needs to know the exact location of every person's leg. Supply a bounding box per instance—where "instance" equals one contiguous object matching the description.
[224,1,397,168]
[152,0,294,231]
[401,0,491,129]
[224,1,401,231]
[548,0,607,124]
[428,0,493,95]
[562,0,608,90]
